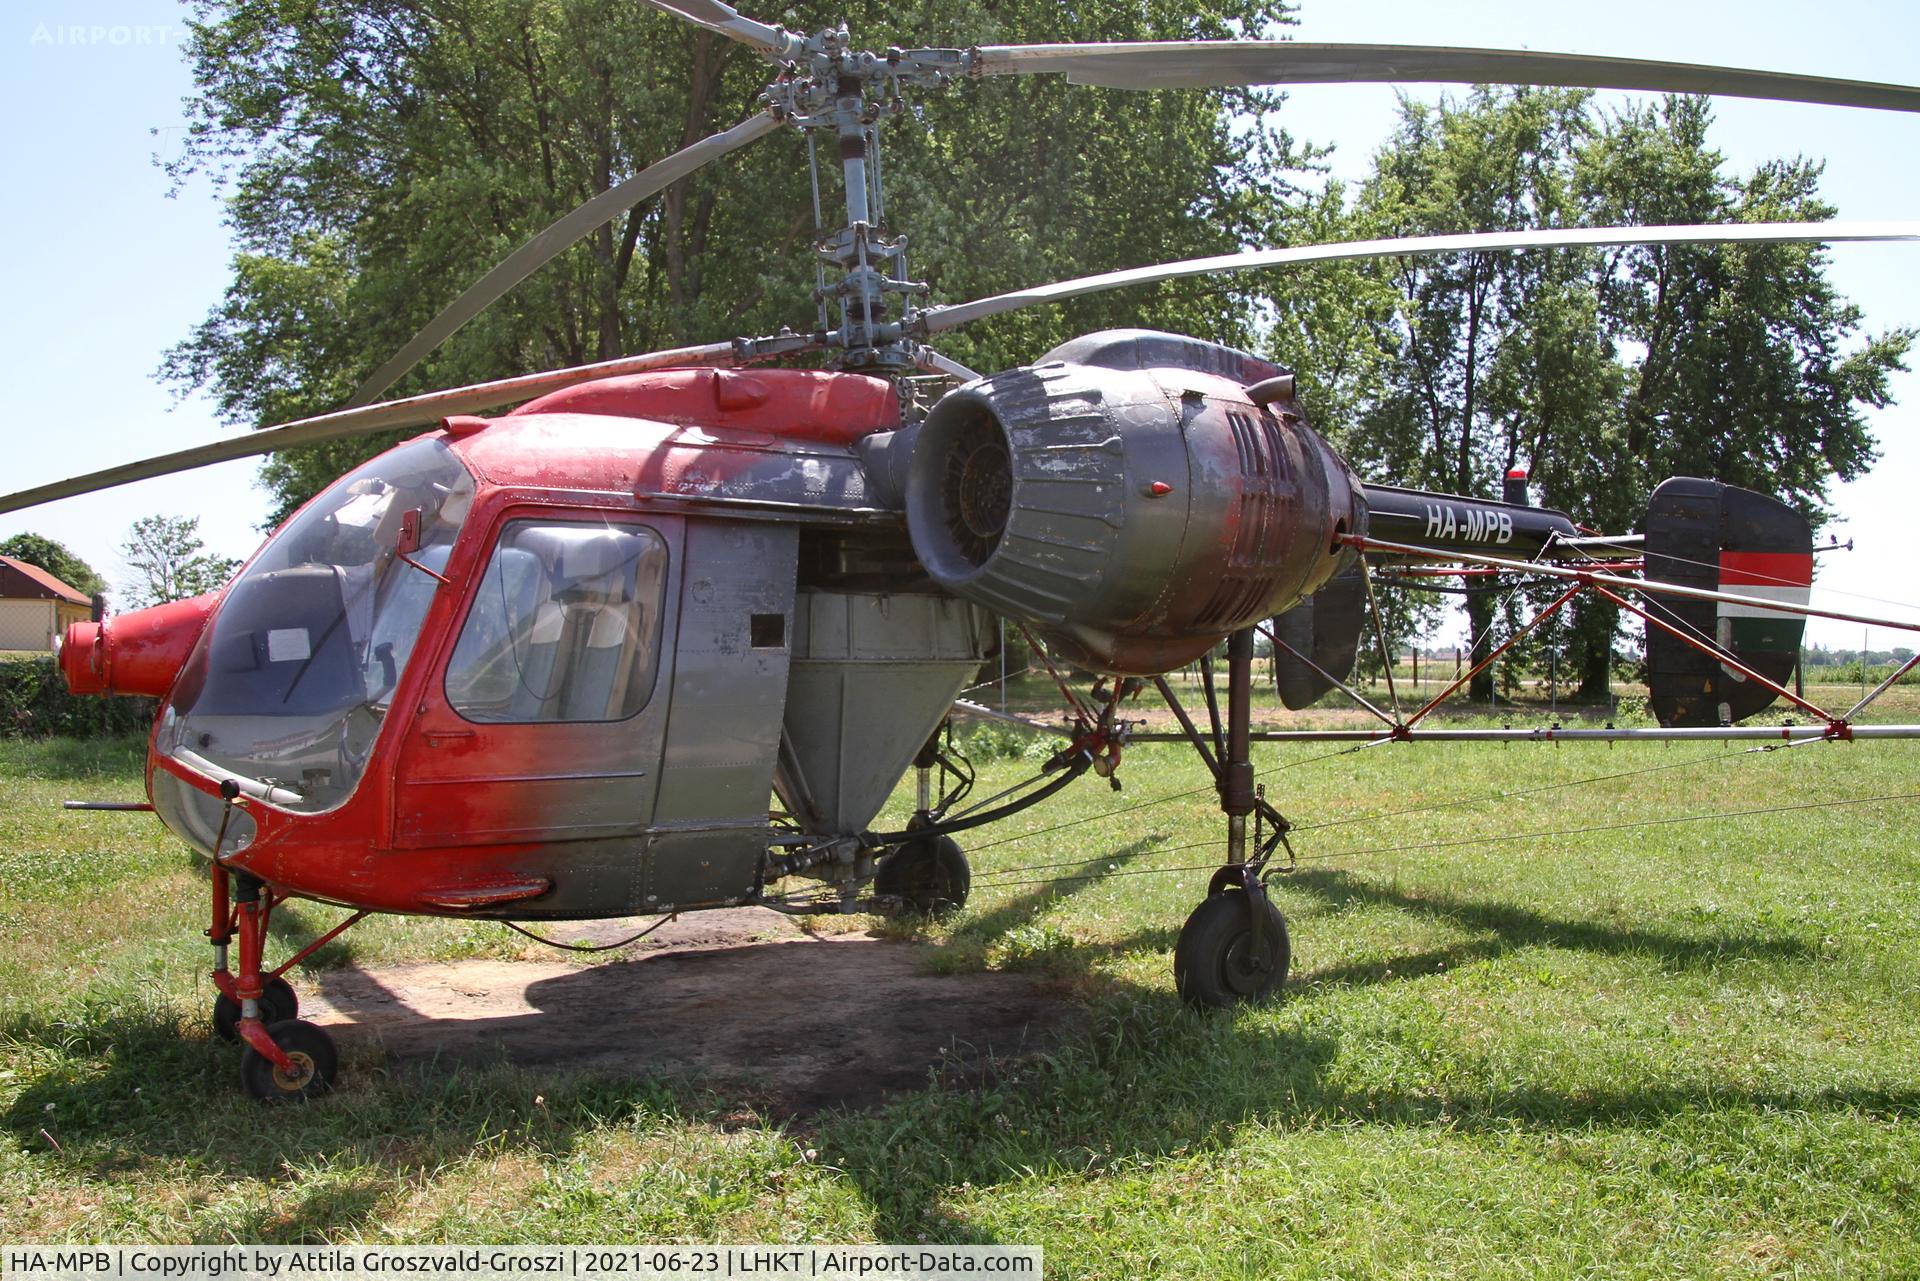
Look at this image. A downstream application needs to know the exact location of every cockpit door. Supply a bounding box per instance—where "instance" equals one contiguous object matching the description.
[392,512,682,867]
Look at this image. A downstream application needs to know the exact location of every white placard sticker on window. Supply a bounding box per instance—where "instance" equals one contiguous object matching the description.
[267,628,312,662]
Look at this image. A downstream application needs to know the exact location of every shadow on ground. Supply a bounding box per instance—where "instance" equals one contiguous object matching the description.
[1281,866,1816,985]
[301,911,1075,1116]
[0,864,1898,1244]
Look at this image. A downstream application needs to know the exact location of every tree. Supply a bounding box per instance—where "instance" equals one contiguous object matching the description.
[120,516,240,609]
[1349,87,1600,701]
[0,533,106,600]
[1283,89,1910,701]
[161,0,1304,525]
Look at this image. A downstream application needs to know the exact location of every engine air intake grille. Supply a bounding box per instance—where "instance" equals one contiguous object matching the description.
[939,414,1012,568]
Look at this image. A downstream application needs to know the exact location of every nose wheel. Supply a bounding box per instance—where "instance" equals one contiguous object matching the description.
[206,862,363,1102]
[239,1019,338,1104]
[211,975,297,1042]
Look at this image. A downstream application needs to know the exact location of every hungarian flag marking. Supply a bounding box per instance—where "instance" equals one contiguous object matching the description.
[1718,551,1812,654]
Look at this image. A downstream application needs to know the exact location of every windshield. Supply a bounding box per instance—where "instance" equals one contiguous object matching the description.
[158,438,475,813]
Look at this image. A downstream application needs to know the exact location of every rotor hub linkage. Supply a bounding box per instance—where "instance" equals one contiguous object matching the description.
[755,29,978,371]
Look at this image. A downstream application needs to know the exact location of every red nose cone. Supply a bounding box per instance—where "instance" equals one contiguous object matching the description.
[60,594,219,698]
[58,620,106,695]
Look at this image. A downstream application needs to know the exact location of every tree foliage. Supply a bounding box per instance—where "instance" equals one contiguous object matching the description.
[163,0,1301,522]
[0,533,106,600]
[120,515,241,609]
[160,8,1907,707]
[1264,89,1911,698]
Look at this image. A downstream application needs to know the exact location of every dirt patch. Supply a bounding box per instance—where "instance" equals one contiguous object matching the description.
[302,908,1070,1115]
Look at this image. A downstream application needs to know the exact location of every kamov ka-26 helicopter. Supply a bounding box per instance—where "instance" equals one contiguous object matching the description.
[6,0,1920,1103]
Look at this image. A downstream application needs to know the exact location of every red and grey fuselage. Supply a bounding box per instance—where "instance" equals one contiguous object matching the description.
[47,329,1642,921]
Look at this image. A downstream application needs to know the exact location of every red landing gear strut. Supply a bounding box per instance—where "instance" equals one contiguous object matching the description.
[1164,627,1293,1009]
[206,856,367,1103]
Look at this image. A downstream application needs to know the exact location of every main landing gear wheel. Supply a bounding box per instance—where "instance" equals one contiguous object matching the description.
[212,976,298,1043]
[239,1019,337,1105]
[876,834,970,916]
[1174,891,1290,1010]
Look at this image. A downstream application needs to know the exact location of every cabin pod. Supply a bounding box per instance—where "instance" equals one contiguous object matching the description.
[903,331,1367,675]
[59,594,219,698]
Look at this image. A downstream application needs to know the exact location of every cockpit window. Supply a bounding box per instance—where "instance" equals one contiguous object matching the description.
[445,521,668,723]
[157,438,474,814]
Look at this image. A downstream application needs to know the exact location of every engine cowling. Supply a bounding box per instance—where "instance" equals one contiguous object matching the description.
[904,331,1368,675]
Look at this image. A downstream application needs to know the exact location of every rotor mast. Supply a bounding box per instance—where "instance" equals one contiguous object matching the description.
[733,13,974,372]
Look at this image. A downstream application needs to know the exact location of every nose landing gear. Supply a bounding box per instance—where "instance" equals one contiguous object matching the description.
[239,1018,339,1105]
[211,974,297,1043]
[207,859,365,1102]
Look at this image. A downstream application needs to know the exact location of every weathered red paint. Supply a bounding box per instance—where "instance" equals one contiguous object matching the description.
[79,368,898,938]
[510,366,897,446]
[1718,550,1813,587]
[60,593,219,697]
[55,358,1336,1018]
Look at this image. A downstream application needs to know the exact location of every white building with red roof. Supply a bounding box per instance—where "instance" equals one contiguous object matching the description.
[0,556,92,653]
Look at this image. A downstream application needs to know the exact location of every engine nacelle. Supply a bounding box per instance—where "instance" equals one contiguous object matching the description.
[904,331,1367,674]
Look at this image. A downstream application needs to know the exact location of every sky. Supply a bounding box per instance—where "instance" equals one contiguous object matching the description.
[0,0,1914,650]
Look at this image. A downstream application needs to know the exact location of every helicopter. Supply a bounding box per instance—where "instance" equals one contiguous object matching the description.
[5,0,1920,1104]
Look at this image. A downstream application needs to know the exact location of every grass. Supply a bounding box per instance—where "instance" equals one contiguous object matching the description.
[0,717,1916,1276]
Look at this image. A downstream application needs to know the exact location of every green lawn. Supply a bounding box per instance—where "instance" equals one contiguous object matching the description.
[0,724,1916,1276]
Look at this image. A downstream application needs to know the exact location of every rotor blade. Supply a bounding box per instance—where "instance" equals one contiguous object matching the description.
[640,0,801,58]
[923,220,1920,335]
[0,341,755,517]
[911,345,983,382]
[972,41,1920,112]
[345,110,782,408]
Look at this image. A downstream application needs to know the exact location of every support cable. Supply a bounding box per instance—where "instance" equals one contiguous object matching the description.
[966,791,1920,892]
[967,737,1804,875]
[963,745,1362,855]
[502,914,677,953]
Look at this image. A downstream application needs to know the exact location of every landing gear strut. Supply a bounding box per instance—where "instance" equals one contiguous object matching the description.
[1167,627,1293,1010]
[207,856,365,1102]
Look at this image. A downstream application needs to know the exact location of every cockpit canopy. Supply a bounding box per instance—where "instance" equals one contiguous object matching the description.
[156,438,474,814]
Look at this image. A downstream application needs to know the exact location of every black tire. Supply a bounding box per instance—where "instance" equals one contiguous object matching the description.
[875,835,970,916]
[212,976,298,1043]
[1174,891,1290,1010]
[239,1019,337,1104]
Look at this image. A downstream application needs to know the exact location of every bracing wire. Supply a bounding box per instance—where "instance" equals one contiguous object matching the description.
[1298,789,1920,867]
[964,744,1364,855]
[966,741,1822,883]
[958,664,1038,698]
[965,791,1920,892]
[1554,534,1919,618]
[1288,743,1759,835]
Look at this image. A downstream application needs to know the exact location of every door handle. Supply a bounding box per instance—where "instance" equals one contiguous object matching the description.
[422,729,477,748]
